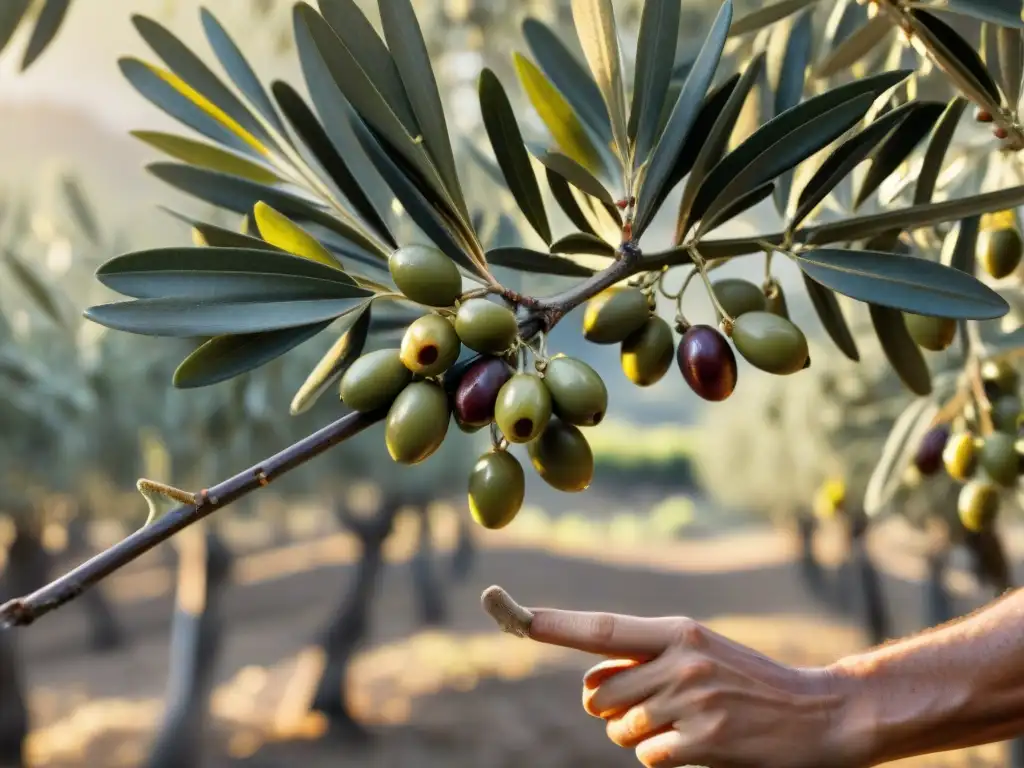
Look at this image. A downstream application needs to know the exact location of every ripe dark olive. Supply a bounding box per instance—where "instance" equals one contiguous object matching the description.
[385,381,450,465]
[677,324,737,402]
[582,287,651,344]
[943,431,978,482]
[495,373,552,443]
[388,244,463,307]
[980,433,1019,487]
[527,418,594,493]
[711,278,767,319]
[399,313,461,377]
[978,226,1023,280]
[468,451,525,530]
[958,480,1000,533]
[453,356,513,428]
[991,394,1023,434]
[455,298,519,354]
[340,348,412,413]
[621,315,674,387]
[543,356,607,427]
[914,424,951,476]
[731,312,808,375]
[904,313,957,352]
[981,359,1020,400]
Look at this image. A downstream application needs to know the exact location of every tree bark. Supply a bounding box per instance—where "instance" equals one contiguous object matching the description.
[145,528,233,768]
[309,500,400,741]
[409,506,447,627]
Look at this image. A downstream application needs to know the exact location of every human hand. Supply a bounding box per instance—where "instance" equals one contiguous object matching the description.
[482,587,860,768]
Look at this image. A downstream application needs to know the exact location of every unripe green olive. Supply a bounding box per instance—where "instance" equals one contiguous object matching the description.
[339,348,412,412]
[388,244,463,307]
[399,313,461,377]
[582,287,651,344]
[943,431,978,482]
[468,450,525,530]
[977,226,1023,280]
[904,313,957,352]
[991,394,1023,434]
[958,480,1000,533]
[764,283,790,319]
[980,432,1018,487]
[495,373,552,443]
[711,278,767,319]
[621,315,674,387]
[527,418,594,493]
[455,298,518,354]
[543,356,607,427]
[982,359,1020,400]
[385,381,450,464]
[730,312,809,375]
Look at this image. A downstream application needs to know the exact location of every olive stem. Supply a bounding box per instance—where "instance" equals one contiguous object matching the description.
[967,355,995,436]
[689,246,734,332]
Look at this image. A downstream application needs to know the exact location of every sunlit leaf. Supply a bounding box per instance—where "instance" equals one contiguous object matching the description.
[938,0,1024,28]
[252,202,344,268]
[913,96,968,206]
[864,394,940,517]
[528,146,614,204]
[870,303,932,395]
[728,0,818,37]
[0,0,31,58]
[131,130,281,184]
[814,14,891,79]
[486,247,596,277]
[571,0,629,162]
[629,0,680,161]
[20,0,71,72]
[998,26,1024,105]
[479,68,552,245]
[550,232,616,256]
[940,215,981,275]
[907,9,1003,106]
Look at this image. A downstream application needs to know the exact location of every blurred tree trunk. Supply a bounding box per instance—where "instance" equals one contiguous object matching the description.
[847,510,891,646]
[145,526,233,768]
[923,548,955,628]
[410,506,447,627]
[309,497,401,740]
[450,513,475,582]
[794,510,828,603]
[66,512,125,652]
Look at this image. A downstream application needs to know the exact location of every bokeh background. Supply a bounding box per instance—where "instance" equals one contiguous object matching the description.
[0,1,1020,766]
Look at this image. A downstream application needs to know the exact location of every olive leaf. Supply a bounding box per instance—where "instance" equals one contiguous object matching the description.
[699,182,776,235]
[522,17,613,148]
[130,130,281,185]
[289,300,375,414]
[189,220,282,251]
[528,145,614,205]
[795,248,1007,319]
[173,322,332,390]
[728,0,819,38]
[814,14,891,80]
[486,247,596,277]
[479,68,552,245]
[252,202,344,268]
[913,96,968,206]
[20,0,71,72]
[940,215,981,275]
[464,141,508,189]
[802,272,860,361]
[571,0,630,163]
[0,1,31,60]
[907,9,1003,107]
[854,100,946,209]
[3,250,67,328]
[60,174,101,245]
[870,304,932,396]
[998,26,1024,106]
[864,394,940,518]
[514,52,604,174]
[633,0,733,238]
[550,232,616,257]
[629,0,680,163]
[546,168,600,237]
[937,0,1024,29]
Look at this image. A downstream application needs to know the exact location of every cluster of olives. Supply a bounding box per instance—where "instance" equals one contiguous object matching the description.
[338,245,607,532]
[904,212,1024,353]
[582,277,810,402]
[913,359,1024,532]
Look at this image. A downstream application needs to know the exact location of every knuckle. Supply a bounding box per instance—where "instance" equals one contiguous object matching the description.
[690,687,726,713]
[672,617,705,648]
[667,657,715,692]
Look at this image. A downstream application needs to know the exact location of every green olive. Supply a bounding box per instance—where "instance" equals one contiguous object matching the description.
[980,433,1018,487]
[468,450,525,530]
[527,418,594,493]
[711,278,767,319]
[730,312,809,375]
[943,431,978,482]
[991,394,1023,434]
[977,226,1023,280]
[388,244,463,307]
[339,348,412,412]
[582,287,651,345]
[385,381,450,465]
[399,313,461,377]
[958,480,1000,533]
[765,283,790,320]
[495,373,552,443]
[621,315,674,387]
[982,359,1020,400]
[543,356,608,427]
[454,298,518,354]
[904,313,957,352]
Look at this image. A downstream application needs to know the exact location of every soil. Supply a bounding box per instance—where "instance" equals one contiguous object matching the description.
[14,514,1024,768]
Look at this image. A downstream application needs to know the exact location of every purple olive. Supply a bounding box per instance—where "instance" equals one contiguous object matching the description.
[454,356,513,428]
[914,424,951,476]
[677,325,737,402]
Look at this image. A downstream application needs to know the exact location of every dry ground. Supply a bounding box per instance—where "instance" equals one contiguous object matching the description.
[15,514,1024,768]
